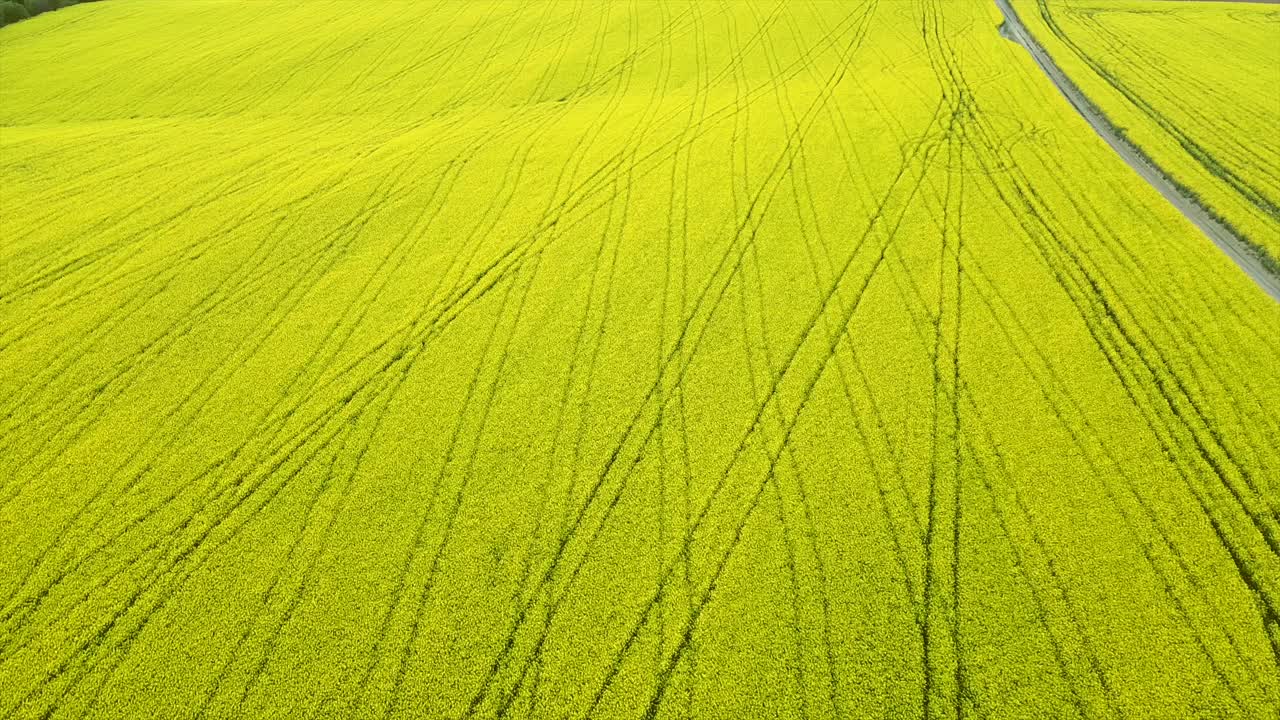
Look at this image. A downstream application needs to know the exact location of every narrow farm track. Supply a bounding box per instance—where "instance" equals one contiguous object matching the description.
[1009,0,1280,273]
[0,2,1278,719]
[995,0,1280,301]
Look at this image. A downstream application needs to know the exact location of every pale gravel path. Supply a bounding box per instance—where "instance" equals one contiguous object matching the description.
[994,0,1280,302]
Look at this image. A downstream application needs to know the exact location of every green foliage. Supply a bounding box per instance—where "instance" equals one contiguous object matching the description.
[0,0,84,28]
[23,0,53,18]
[0,1,1277,719]
[0,0,30,26]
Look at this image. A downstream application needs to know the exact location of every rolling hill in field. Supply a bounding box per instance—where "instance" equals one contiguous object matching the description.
[1,1,1278,719]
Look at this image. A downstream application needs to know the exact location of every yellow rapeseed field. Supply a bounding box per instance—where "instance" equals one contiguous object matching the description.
[1,1,1277,719]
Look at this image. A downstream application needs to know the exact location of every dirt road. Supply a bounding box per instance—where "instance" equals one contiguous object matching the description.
[994,0,1280,301]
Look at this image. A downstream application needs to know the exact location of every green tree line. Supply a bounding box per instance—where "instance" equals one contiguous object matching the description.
[2,0,104,27]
